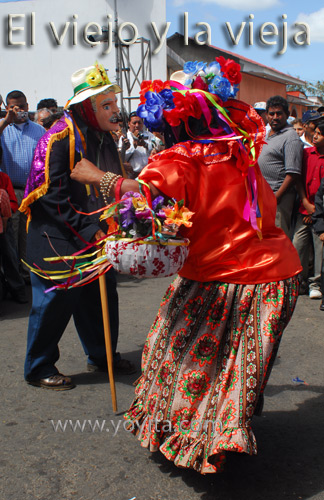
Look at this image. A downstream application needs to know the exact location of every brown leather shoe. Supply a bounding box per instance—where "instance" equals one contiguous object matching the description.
[114,358,136,375]
[87,358,137,375]
[27,373,75,390]
[87,358,136,375]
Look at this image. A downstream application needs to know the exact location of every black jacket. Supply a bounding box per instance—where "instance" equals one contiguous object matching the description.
[26,114,123,271]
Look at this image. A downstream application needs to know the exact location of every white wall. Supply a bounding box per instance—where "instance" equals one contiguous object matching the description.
[0,0,166,110]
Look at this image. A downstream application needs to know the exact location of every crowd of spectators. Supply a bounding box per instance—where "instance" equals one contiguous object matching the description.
[254,97,324,307]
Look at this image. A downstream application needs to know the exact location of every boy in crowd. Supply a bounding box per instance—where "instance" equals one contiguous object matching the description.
[300,110,322,148]
[292,118,304,137]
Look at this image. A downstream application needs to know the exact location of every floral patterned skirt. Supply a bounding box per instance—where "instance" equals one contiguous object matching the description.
[124,276,299,474]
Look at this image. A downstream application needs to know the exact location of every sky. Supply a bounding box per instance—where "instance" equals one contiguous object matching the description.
[165,0,324,85]
[0,0,322,85]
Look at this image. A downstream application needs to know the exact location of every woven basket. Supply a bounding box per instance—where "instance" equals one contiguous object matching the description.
[105,237,189,278]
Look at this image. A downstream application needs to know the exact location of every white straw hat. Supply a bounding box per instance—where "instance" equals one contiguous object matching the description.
[65,62,121,108]
[253,102,267,111]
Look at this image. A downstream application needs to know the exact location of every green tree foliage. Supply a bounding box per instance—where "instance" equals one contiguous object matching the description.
[287,80,324,98]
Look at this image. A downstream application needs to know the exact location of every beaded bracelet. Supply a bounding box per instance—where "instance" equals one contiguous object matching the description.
[100,171,122,205]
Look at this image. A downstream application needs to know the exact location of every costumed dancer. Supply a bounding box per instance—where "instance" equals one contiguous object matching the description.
[20,62,136,391]
[71,58,302,471]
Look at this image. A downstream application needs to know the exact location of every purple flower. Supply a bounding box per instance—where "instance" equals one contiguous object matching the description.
[152,196,167,220]
[120,210,135,228]
[155,209,166,219]
[135,208,152,220]
[119,197,133,214]
[122,191,140,199]
[152,196,164,210]
[118,194,137,228]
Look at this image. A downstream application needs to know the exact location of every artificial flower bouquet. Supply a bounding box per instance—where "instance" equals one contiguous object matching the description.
[102,189,193,278]
[137,57,242,131]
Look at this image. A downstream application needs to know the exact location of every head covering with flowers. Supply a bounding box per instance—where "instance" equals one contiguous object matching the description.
[137,57,266,238]
[137,57,241,133]
[65,61,121,109]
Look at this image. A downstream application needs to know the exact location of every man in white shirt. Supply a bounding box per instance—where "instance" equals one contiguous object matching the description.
[119,111,155,178]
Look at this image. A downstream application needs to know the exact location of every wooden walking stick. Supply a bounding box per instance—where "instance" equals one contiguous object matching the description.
[99,267,117,412]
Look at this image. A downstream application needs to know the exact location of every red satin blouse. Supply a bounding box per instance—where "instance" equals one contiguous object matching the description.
[139,141,302,284]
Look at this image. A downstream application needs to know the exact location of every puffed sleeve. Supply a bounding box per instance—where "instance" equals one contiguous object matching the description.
[138,155,198,206]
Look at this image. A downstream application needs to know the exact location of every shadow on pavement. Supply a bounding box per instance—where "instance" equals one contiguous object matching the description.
[146,391,324,500]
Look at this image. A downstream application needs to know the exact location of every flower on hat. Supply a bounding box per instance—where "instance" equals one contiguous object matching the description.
[183,61,207,77]
[192,75,209,91]
[216,57,242,85]
[138,91,169,129]
[137,56,241,132]
[180,58,240,102]
[185,58,239,101]
[163,91,202,127]
[139,80,171,103]
[85,61,110,88]
[208,75,232,102]
[138,85,176,130]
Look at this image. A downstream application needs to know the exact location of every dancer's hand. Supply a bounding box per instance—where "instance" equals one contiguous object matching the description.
[71,159,103,186]
[91,229,106,243]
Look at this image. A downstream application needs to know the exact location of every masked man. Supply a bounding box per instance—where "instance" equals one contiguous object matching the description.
[20,62,135,390]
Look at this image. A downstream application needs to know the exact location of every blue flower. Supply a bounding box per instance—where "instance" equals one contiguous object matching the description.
[183,61,207,75]
[183,61,198,75]
[159,89,175,109]
[137,94,164,130]
[145,91,164,108]
[208,76,232,101]
[205,62,221,78]
[197,61,207,72]
[230,84,239,98]
[138,89,175,130]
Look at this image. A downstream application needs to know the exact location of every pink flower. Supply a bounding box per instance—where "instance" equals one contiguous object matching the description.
[192,75,208,91]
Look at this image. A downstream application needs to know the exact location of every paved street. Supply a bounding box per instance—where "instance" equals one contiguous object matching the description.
[1,275,323,500]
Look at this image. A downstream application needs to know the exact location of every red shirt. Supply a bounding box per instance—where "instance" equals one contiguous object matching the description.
[139,141,302,284]
[0,172,18,212]
[299,147,324,215]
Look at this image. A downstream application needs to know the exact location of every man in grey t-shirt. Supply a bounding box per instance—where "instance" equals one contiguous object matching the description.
[258,95,303,237]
